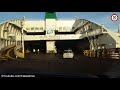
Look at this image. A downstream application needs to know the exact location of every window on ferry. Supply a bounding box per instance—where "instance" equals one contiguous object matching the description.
[40,27,43,30]
[72,27,75,29]
[35,27,39,30]
[63,27,66,30]
[59,27,62,30]
[31,27,34,30]
[26,27,30,30]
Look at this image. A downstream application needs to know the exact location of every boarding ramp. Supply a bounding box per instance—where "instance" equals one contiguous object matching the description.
[72,19,120,50]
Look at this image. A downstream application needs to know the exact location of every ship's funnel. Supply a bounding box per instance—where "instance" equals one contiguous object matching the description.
[45,12,57,19]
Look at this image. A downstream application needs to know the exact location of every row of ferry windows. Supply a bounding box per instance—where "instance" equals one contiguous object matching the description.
[26,27,44,30]
[26,27,72,30]
[58,27,71,30]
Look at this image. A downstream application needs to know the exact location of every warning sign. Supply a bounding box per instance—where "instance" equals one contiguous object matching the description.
[111,14,118,22]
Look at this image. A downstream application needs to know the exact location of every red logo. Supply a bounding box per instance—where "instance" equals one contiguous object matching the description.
[111,14,118,22]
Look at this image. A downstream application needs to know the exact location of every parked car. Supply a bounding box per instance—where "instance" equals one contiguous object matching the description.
[63,49,74,58]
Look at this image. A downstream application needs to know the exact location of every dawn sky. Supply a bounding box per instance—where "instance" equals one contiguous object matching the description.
[0,12,120,32]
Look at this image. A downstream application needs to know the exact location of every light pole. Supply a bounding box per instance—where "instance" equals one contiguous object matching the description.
[21,16,25,58]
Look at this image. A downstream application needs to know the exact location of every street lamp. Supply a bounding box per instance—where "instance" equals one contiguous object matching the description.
[21,16,25,58]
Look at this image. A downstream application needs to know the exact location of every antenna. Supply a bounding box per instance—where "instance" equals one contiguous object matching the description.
[101,24,104,27]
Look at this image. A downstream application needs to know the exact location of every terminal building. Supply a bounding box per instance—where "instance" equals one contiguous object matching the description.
[0,12,120,58]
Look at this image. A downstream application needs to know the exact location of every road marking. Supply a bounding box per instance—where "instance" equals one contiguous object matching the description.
[5,47,15,60]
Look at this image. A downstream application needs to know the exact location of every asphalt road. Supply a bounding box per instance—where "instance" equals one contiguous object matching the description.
[1,48,120,78]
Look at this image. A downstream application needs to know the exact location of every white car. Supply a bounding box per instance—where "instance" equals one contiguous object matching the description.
[63,50,74,58]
